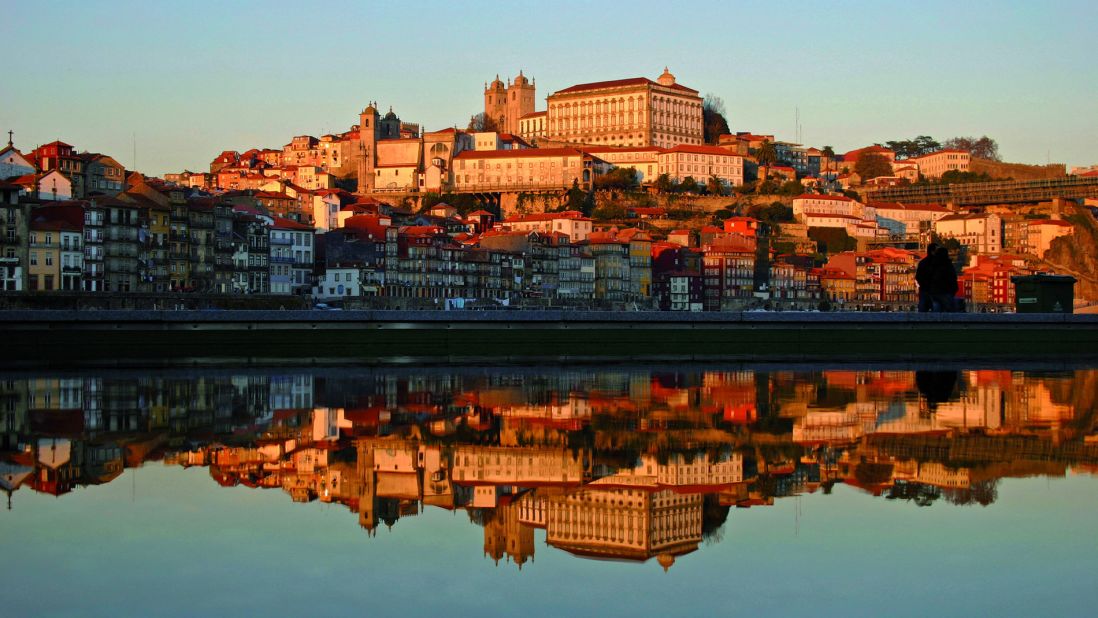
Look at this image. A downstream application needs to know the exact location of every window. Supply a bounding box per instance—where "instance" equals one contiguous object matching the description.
[30,253,37,266]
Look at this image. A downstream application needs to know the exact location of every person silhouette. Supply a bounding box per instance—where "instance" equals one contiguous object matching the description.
[930,245,958,312]
[915,243,939,313]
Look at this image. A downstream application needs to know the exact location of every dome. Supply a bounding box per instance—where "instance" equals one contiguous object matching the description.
[513,70,529,86]
[489,74,505,90]
[384,106,397,120]
[657,67,676,86]
[656,553,676,572]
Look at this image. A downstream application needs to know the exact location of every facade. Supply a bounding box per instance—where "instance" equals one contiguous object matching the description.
[500,211,593,243]
[871,202,951,237]
[658,145,744,187]
[518,111,548,143]
[934,213,1003,254]
[1026,219,1073,256]
[908,149,971,179]
[270,217,314,295]
[452,148,604,193]
[545,69,703,149]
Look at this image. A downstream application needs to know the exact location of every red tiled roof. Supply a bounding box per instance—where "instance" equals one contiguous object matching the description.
[794,193,853,202]
[519,111,547,119]
[662,144,740,157]
[1029,219,1073,227]
[503,210,590,223]
[554,77,699,95]
[272,217,313,231]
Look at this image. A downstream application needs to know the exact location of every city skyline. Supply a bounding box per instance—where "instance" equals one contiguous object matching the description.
[4,0,1097,176]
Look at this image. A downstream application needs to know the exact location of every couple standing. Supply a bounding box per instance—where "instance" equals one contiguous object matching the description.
[916,243,959,312]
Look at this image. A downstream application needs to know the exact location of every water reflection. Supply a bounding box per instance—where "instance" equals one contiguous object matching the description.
[2,367,1097,570]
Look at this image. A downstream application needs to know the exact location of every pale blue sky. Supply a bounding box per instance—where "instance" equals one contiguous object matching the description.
[3,0,1096,176]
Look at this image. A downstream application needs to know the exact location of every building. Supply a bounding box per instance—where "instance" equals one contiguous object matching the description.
[658,145,744,187]
[0,181,27,290]
[870,202,951,237]
[907,149,971,179]
[484,72,536,135]
[518,111,548,143]
[500,210,593,242]
[452,148,605,193]
[934,213,1003,254]
[1026,219,1073,256]
[27,204,84,291]
[270,217,314,295]
[545,68,703,149]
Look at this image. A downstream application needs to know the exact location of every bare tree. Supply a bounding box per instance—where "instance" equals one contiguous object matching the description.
[702,94,730,145]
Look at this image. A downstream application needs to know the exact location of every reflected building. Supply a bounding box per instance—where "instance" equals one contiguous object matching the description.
[1,366,1097,568]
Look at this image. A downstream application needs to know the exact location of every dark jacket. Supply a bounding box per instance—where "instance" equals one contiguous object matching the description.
[931,252,958,296]
[915,255,935,291]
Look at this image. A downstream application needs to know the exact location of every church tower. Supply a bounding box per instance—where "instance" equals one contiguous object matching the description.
[357,102,379,194]
[484,75,507,132]
[484,72,535,135]
[506,71,536,135]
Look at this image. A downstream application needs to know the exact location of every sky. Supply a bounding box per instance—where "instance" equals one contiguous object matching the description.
[3,0,1096,177]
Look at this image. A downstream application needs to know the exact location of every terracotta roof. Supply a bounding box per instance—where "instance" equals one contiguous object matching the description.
[794,193,853,202]
[519,111,548,119]
[504,210,590,223]
[661,144,740,157]
[272,217,313,231]
[1029,219,1073,227]
[554,77,699,95]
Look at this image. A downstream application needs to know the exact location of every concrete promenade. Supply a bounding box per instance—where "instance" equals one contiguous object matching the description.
[2,310,1096,368]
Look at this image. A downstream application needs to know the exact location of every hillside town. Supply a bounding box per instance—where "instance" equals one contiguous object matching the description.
[3,367,1095,568]
[3,69,1097,311]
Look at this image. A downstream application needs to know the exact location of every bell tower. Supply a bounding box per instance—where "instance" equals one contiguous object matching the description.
[357,102,379,194]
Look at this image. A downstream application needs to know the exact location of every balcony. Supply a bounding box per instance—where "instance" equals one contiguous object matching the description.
[0,234,20,246]
[269,236,292,245]
[271,255,294,264]
[169,231,189,242]
[168,250,189,260]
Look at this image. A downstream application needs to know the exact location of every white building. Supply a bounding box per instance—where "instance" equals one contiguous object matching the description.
[315,266,361,301]
[658,144,744,187]
[934,213,1002,254]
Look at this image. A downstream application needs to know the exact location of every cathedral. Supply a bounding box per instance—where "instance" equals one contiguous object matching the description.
[484,71,536,135]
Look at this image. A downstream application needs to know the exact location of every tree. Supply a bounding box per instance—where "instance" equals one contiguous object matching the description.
[821,145,835,160]
[778,179,805,196]
[755,140,777,167]
[591,202,626,221]
[808,227,857,254]
[747,201,793,224]
[679,176,701,194]
[467,112,499,133]
[706,174,727,196]
[943,135,1001,161]
[594,167,639,192]
[702,94,731,145]
[561,179,595,215]
[854,152,893,180]
[653,173,674,193]
[885,135,941,159]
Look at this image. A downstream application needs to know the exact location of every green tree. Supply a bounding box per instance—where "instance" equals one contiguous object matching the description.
[755,179,780,195]
[821,145,836,159]
[778,179,804,196]
[467,112,499,133]
[755,140,777,167]
[594,167,639,192]
[943,135,1000,161]
[706,174,727,196]
[680,176,701,194]
[654,173,675,193]
[591,202,627,221]
[854,152,892,180]
[702,94,731,145]
[809,227,857,254]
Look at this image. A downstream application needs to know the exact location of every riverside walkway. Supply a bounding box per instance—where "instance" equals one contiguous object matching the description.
[2,310,1097,368]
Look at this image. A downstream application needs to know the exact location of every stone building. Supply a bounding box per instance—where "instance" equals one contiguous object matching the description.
[484,72,537,136]
[545,68,703,149]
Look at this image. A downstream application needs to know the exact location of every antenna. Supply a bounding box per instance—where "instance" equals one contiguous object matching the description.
[132,132,137,172]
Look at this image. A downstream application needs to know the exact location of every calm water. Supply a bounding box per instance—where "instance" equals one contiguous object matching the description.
[3,365,1097,617]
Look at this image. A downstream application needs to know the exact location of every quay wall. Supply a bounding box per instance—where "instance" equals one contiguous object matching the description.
[2,310,1097,368]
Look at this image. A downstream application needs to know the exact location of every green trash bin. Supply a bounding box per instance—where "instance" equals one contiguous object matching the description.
[1012,274,1075,313]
